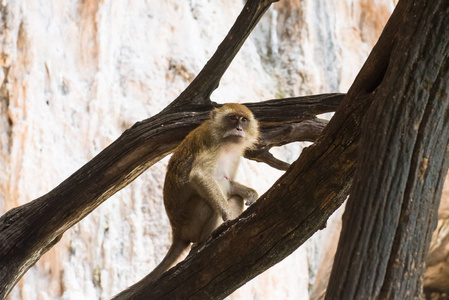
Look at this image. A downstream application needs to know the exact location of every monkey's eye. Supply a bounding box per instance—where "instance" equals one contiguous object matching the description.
[229,115,238,120]
[241,117,248,122]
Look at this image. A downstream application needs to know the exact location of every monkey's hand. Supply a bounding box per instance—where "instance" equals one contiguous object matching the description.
[190,169,233,222]
[229,181,259,206]
[245,189,258,206]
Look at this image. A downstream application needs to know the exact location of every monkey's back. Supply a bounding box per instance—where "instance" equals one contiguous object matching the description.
[163,121,218,232]
[165,121,214,184]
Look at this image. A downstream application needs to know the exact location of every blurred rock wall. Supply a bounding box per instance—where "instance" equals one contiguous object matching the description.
[0,0,394,299]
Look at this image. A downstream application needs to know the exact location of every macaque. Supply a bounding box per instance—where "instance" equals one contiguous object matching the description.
[151,103,259,281]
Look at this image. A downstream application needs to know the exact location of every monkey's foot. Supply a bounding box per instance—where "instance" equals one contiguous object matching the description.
[245,191,258,206]
[211,220,232,238]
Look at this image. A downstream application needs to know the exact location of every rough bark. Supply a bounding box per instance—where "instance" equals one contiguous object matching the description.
[326,0,449,299]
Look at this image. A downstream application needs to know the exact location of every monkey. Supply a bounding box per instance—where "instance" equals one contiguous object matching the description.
[150,103,259,282]
[112,103,259,299]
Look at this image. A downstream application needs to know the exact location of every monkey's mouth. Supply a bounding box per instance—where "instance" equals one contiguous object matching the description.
[223,131,246,139]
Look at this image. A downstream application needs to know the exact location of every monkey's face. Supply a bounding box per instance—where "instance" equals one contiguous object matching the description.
[210,103,259,148]
[222,114,249,142]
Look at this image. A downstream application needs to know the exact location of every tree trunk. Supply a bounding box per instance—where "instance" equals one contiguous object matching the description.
[326,0,449,299]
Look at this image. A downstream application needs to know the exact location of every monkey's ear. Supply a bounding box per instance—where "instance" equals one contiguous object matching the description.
[210,108,218,119]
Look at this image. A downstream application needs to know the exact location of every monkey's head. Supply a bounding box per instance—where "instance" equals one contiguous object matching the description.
[210,103,259,149]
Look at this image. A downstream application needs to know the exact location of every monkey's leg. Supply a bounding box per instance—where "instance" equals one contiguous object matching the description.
[198,211,222,243]
[197,195,244,243]
[228,195,244,219]
[209,195,244,240]
[200,195,243,242]
[180,195,222,243]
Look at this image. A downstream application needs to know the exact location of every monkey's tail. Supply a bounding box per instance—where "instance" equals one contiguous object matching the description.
[112,238,190,299]
[147,238,191,281]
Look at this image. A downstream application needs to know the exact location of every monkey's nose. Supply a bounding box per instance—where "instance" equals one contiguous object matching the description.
[236,127,242,131]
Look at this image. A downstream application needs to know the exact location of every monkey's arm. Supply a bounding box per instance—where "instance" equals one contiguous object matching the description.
[189,168,232,221]
[229,181,258,206]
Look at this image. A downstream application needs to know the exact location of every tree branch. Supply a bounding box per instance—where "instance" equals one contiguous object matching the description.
[165,0,278,110]
[246,118,329,170]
